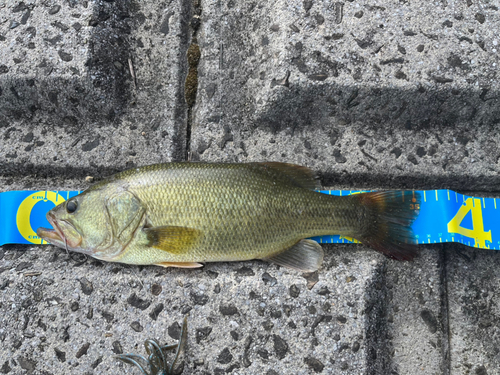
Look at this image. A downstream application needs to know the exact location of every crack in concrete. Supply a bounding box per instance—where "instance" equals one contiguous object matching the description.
[440,246,452,375]
[172,0,194,162]
[185,0,202,161]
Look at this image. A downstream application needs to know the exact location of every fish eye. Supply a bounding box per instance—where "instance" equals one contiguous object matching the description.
[66,200,78,213]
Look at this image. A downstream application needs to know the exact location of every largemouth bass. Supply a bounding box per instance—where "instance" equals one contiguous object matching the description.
[37,162,420,272]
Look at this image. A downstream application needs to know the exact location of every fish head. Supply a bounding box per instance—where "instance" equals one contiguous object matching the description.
[37,187,146,261]
[37,190,116,258]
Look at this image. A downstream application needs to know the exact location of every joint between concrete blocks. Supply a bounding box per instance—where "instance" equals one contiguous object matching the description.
[185,0,202,161]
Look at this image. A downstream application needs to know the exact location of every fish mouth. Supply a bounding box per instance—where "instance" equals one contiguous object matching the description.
[37,226,63,242]
[37,213,64,243]
[37,213,82,249]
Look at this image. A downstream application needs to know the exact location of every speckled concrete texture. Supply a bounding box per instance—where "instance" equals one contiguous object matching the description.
[1,0,500,374]
[376,246,447,375]
[0,0,189,178]
[0,233,392,374]
[447,247,500,375]
[192,0,500,190]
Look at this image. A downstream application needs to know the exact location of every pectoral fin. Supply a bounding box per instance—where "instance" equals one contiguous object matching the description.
[154,262,203,268]
[144,226,201,255]
[263,239,324,272]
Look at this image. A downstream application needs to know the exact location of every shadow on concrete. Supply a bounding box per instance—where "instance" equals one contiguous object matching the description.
[363,260,394,374]
[0,0,191,176]
[255,83,500,135]
[0,1,133,129]
[364,246,451,375]
[251,82,500,191]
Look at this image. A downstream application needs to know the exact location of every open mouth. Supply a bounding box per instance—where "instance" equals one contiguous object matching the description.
[37,227,63,242]
[37,213,65,242]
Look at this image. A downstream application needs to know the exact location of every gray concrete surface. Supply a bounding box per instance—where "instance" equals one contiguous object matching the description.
[192,0,500,191]
[1,0,499,374]
[0,0,189,178]
[447,247,500,375]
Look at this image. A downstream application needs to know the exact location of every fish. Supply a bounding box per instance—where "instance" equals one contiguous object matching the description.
[37,162,420,272]
[116,316,187,374]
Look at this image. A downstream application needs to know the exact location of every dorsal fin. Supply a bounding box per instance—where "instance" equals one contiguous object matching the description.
[254,162,319,190]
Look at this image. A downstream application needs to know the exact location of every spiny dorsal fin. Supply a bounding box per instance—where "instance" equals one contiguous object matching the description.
[255,162,319,190]
[144,226,201,255]
[263,239,324,272]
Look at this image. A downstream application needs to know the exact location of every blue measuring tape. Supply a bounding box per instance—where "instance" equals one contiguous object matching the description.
[0,191,81,245]
[0,190,498,249]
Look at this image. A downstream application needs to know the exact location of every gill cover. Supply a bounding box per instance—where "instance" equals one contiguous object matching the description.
[105,191,146,246]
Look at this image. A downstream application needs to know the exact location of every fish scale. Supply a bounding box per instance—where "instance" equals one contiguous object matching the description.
[111,163,362,264]
[37,162,421,271]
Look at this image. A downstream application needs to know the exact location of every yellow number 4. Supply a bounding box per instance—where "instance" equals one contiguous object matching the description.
[447,198,492,248]
[339,236,360,244]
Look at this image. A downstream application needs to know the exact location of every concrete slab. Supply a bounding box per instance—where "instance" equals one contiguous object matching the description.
[0,177,449,375]
[446,246,500,375]
[383,246,448,375]
[192,0,500,190]
[0,0,189,178]
[0,221,396,374]
[188,0,499,373]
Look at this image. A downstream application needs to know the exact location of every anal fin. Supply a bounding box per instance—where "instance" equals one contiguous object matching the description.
[154,262,204,268]
[263,239,324,272]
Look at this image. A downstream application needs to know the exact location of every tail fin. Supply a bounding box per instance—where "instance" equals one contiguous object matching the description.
[354,190,421,261]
